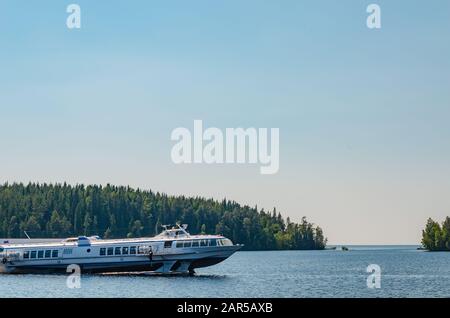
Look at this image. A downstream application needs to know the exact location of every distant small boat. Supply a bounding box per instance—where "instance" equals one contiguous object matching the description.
[341,246,349,251]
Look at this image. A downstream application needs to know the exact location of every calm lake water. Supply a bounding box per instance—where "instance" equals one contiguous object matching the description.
[1,245,449,298]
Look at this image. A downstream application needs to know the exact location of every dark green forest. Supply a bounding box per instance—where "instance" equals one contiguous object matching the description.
[0,183,327,250]
[421,217,450,251]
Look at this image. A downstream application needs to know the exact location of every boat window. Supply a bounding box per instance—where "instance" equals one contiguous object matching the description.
[23,251,30,259]
[122,247,129,254]
[130,246,137,254]
[115,247,121,255]
[44,250,51,258]
[0,247,3,253]
[183,241,192,248]
[222,239,233,246]
[200,239,208,247]
[176,241,183,248]
[52,250,59,258]
[107,247,114,255]
[192,240,199,247]
[137,246,145,254]
[63,248,73,255]
[164,241,173,248]
[209,239,217,247]
[30,251,37,259]
[100,248,106,256]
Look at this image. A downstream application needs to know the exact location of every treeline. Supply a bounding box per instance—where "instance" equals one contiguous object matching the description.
[421,217,450,251]
[0,183,327,250]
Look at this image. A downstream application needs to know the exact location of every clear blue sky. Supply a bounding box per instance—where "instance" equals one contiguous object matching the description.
[1,1,449,244]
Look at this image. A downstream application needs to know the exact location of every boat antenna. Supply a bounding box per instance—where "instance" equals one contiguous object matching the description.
[176,223,190,236]
[24,231,31,239]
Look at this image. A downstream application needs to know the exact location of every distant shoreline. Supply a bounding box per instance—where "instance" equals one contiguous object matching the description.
[1,238,421,246]
[1,239,422,251]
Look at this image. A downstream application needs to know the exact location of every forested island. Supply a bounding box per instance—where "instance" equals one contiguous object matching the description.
[0,183,327,250]
[421,217,450,251]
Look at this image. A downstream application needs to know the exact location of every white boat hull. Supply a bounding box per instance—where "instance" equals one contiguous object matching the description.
[0,242,241,274]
